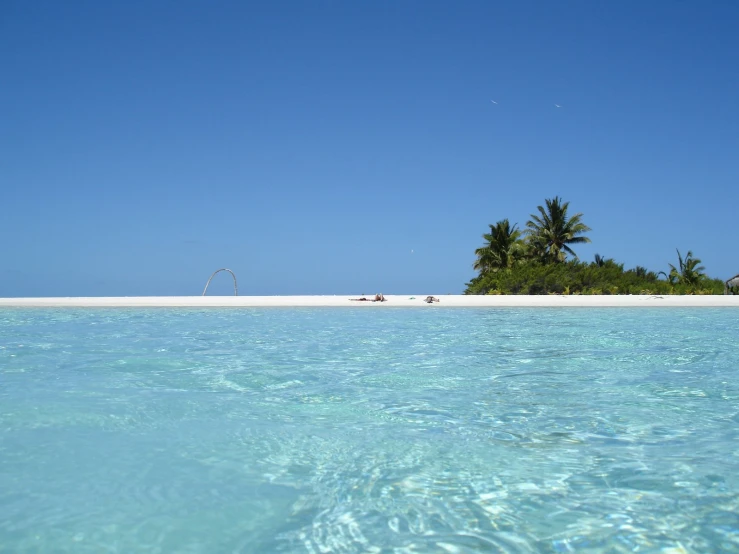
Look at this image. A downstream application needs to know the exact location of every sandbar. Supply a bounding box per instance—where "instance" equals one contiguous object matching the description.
[0,295,738,307]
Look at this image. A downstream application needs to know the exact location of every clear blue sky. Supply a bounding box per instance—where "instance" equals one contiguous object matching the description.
[2,1,738,296]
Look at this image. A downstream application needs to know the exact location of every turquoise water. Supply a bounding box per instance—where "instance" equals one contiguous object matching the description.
[1,308,738,553]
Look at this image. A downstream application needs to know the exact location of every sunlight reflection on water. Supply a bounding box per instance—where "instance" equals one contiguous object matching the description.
[1,308,738,553]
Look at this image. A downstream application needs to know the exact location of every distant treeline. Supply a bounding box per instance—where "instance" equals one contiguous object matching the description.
[465,196,726,295]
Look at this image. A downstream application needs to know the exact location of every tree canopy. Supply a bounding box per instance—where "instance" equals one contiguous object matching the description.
[466,197,722,295]
[525,196,591,263]
[473,219,525,273]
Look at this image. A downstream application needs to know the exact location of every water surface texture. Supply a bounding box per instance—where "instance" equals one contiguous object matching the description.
[1,308,738,553]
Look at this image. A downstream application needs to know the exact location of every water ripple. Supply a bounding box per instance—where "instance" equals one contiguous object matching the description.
[1,308,739,552]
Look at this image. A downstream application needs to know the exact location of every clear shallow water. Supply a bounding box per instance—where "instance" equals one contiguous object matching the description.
[1,308,738,553]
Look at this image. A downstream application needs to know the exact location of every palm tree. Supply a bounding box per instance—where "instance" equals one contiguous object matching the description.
[525,196,591,263]
[666,249,705,287]
[473,244,496,273]
[474,219,525,273]
[632,265,658,281]
[524,233,550,263]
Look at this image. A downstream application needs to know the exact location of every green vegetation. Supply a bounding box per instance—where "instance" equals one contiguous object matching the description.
[525,196,591,264]
[663,249,705,288]
[473,219,525,272]
[465,198,725,295]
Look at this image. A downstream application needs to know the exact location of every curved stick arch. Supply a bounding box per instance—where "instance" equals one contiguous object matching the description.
[202,268,239,296]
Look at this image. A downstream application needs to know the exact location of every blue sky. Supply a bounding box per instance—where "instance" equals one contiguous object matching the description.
[2,1,738,296]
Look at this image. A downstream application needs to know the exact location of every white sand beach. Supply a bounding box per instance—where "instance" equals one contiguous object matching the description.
[1,295,738,307]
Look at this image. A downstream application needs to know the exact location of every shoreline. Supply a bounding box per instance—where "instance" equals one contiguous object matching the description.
[1,295,738,307]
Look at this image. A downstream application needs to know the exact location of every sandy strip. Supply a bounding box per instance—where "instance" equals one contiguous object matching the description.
[0,295,738,307]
